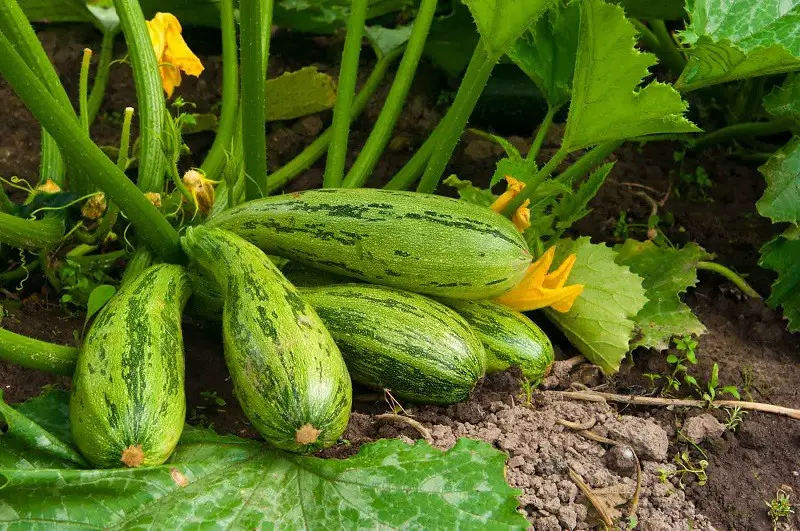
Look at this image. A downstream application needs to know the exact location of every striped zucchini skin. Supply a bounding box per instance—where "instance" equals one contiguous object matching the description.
[445,300,554,381]
[299,284,487,404]
[181,226,351,453]
[207,188,531,299]
[70,264,190,468]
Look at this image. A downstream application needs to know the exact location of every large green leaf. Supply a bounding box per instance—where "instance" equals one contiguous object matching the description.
[614,240,710,350]
[507,1,580,111]
[265,67,337,122]
[677,0,800,91]
[544,238,648,374]
[463,0,557,60]
[423,4,480,77]
[0,391,528,529]
[18,0,95,23]
[561,0,700,152]
[760,227,800,332]
[756,136,800,225]
[764,74,800,121]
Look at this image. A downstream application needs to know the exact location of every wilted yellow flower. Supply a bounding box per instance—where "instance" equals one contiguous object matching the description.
[145,192,163,209]
[36,179,61,194]
[494,246,584,313]
[490,176,530,232]
[146,13,204,98]
[182,169,216,215]
[82,193,107,220]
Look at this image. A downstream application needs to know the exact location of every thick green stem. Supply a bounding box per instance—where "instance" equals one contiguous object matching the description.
[648,20,686,77]
[87,29,117,123]
[122,246,154,284]
[0,212,63,250]
[199,0,239,181]
[264,47,404,194]
[114,0,167,193]
[241,0,273,200]
[96,107,134,241]
[629,19,685,79]
[342,0,438,189]
[691,118,795,151]
[0,34,183,263]
[324,0,369,188]
[501,147,570,216]
[0,0,74,188]
[0,328,78,375]
[527,106,557,162]
[556,140,623,187]
[416,39,496,193]
[697,261,761,299]
[383,119,444,190]
[79,48,92,135]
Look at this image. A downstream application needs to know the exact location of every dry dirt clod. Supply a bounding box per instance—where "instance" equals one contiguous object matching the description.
[683,414,726,444]
[605,415,669,461]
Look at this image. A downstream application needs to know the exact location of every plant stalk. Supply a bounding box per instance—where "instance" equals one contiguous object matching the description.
[0,212,63,250]
[88,29,117,123]
[95,106,135,242]
[200,0,238,181]
[697,261,761,298]
[342,0,438,189]
[264,46,404,194]
[383,118,444,190]
[240,0,273,200]
[527,105,557,162]
[113,0,167,193]
[0,34,183,263]
[416,39,496,193]
[0,328,78,375]
[79,48,93,134]
[500,147,570,216]
[324,0,369,188]
[691,118,796,151]
[556,140,623,187]
[647,19,686,76]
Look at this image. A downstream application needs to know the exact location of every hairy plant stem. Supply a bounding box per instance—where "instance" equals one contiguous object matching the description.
[0,0,73,187]
[697,261,761,298]
[114,0,167,193]
[647,20,686,76]
[691,118,796,151]
[240,0,273,200]
[79,49,93,134]
[264,46,404,194]
[0,328,78,375]
[0,212,62,250]
[88,29,118,123]
[0,33,183,263]
[324,1,368,187]
[500,147,569,216]
[342,0,438,189]
[199,0,239,181]
[95,107,135,242]
[417,40,496,193]
[527,106,557,162]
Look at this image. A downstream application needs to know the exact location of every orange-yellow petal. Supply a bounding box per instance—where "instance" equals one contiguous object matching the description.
[146,13,204,97]
[512,199,531,231]
[542,253,577,290]
[548,284,584,313]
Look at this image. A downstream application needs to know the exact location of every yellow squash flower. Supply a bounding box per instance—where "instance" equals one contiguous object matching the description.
[182,169,217,215]
[146,13,204,97]
[494,246,584,313]
[490,176,531,232]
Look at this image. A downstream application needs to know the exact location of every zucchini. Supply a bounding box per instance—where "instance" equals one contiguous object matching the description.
[181,226,351,453]
[70,264,190,468]
[445,300,553,381]
[207,188,531,299]
[299,284,486,404]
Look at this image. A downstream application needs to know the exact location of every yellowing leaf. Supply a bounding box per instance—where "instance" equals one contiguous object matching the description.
[265,67,337,122]
[561,0,700,152]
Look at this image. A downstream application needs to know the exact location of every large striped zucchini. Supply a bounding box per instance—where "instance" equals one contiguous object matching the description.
[445,300,554,381]
[181,226,351,453]
[207,188,531,299]
[70,264,190,468]
[299,284,486,404]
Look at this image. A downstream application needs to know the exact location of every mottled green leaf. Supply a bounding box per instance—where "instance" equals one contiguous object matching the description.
[265,67,337,122]
[764,74,800,120]
[562,0,700,152]
[614,240,710,350]
[365,23,412,59]
[544,238,648,373]
[677,0,800,91]
[756,136,800,224]
[463,0,557,59]
[0,392,528,529]
[424,5,479,77]
[759,227,800,332]
[507,1,580,110]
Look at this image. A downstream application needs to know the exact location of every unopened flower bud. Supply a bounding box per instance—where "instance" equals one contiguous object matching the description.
[182,169,215,214]
[145,192,163,209]
[82,193,107,220]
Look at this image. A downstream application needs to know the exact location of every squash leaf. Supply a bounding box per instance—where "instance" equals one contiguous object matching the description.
[756,136,800,225]
[764,74,800,121]
[84,284,116,331]
[760,227,800,333]
[365,24,412,59]
[265,67,337,122]
[0,391,529,529]
[561,0,700,152]
[424,4,480,77]
[506,1,581,111]
[543,238,647,374]
[677,0,800,91]
[443,175,497,207]
[614,240,710,350]
[462,0,557,60]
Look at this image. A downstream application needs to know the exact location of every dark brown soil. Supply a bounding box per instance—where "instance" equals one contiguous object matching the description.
[2,26,799,530]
